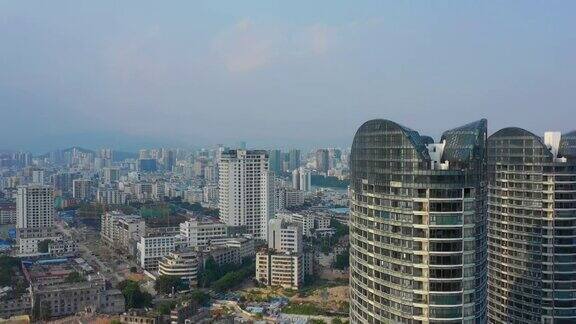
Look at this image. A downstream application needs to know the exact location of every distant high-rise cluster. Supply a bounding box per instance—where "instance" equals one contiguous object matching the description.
[269,149,283,175]
[266,148,302,175]
[288,149,301,171]
[315,149,330,173]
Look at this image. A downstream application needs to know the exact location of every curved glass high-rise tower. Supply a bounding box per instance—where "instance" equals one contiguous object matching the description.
[349,119,488,323]
[487,128,576,323]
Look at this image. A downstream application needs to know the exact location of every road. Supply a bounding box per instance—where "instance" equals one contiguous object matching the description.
[54,219,124,283]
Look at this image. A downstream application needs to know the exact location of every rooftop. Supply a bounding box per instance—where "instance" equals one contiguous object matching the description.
[22,258,100,289]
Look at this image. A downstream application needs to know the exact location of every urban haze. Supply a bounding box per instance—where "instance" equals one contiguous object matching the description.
[0,2,575,324]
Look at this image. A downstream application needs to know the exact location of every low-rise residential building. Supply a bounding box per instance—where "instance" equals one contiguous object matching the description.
[151,182,166,200]
[0,293,32,320]
[100,212,145,253]
[274,187,286,211]
[137,233,179,271]
[278,212,315,237]
[277,212,332,237]
[220,236,255,260]
[135,182,153,201]
[48,238,79,257]
[284,189,304,208]
[314,214,331,230]
[184,188,203,204]
[0,259,32,321]
[256,250,304,290]
[202,185,219,206]
[302,251,315,277]
[179,218,228,249]
[72,179,93,201]
[314,227,336,237]
[119,310,158,324]
[16,227,59,257]
[96,187,127,205]
[0,202,16,225]
[22,258,124,319]
[203,245,240,267]
[158,249,200,287]
[268,218,302,254]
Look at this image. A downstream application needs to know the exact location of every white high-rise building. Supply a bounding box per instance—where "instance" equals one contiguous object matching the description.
[102,167,120,184]
[16,185,58,256]
[298,168,311,192]
[219,150,274,240]
[72,179,92,201]
[100,211,146,253]
[292,169,300,190]
[16,185,54,229]
[32,170,45,185]
[291,167,311,192]
[96,187,126,205]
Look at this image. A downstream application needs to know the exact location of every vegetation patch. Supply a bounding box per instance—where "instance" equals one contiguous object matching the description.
[282,302,326,316]
[118,280,152,309]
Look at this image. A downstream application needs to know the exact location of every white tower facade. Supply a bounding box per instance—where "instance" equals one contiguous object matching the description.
[268,218,302,254]
[291,167,311,192]
[16,185,54,229]
[218,150,273,240]
[291,169,300,190]
[298,167,311,192]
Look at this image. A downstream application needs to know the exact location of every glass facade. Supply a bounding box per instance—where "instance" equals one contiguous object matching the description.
[487,128,576,323]
[349,119,488,323]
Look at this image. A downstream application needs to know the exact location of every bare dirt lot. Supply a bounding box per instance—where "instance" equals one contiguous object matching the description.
[290,285,349,313]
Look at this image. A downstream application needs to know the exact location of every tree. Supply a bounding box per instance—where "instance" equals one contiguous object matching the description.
[212,264,255,292]
[155,275,186,295]
[156,301,175,315]
[118,280,152,309]
[0,256,20,286]
[77,203,105,218]
[130,266,138,273]
[200,257,219,287]
[190,290,210,306]
[333,249,350,270]
[331,219,349,240]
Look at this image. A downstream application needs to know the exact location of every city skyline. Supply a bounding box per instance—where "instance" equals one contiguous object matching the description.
[2,1,576,152]
[1,1,576,323]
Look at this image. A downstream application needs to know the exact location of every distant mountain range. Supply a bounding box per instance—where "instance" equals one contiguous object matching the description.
[37,147,138,161]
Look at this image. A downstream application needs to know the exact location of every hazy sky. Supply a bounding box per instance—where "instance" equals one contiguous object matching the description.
[1,1,575,153]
